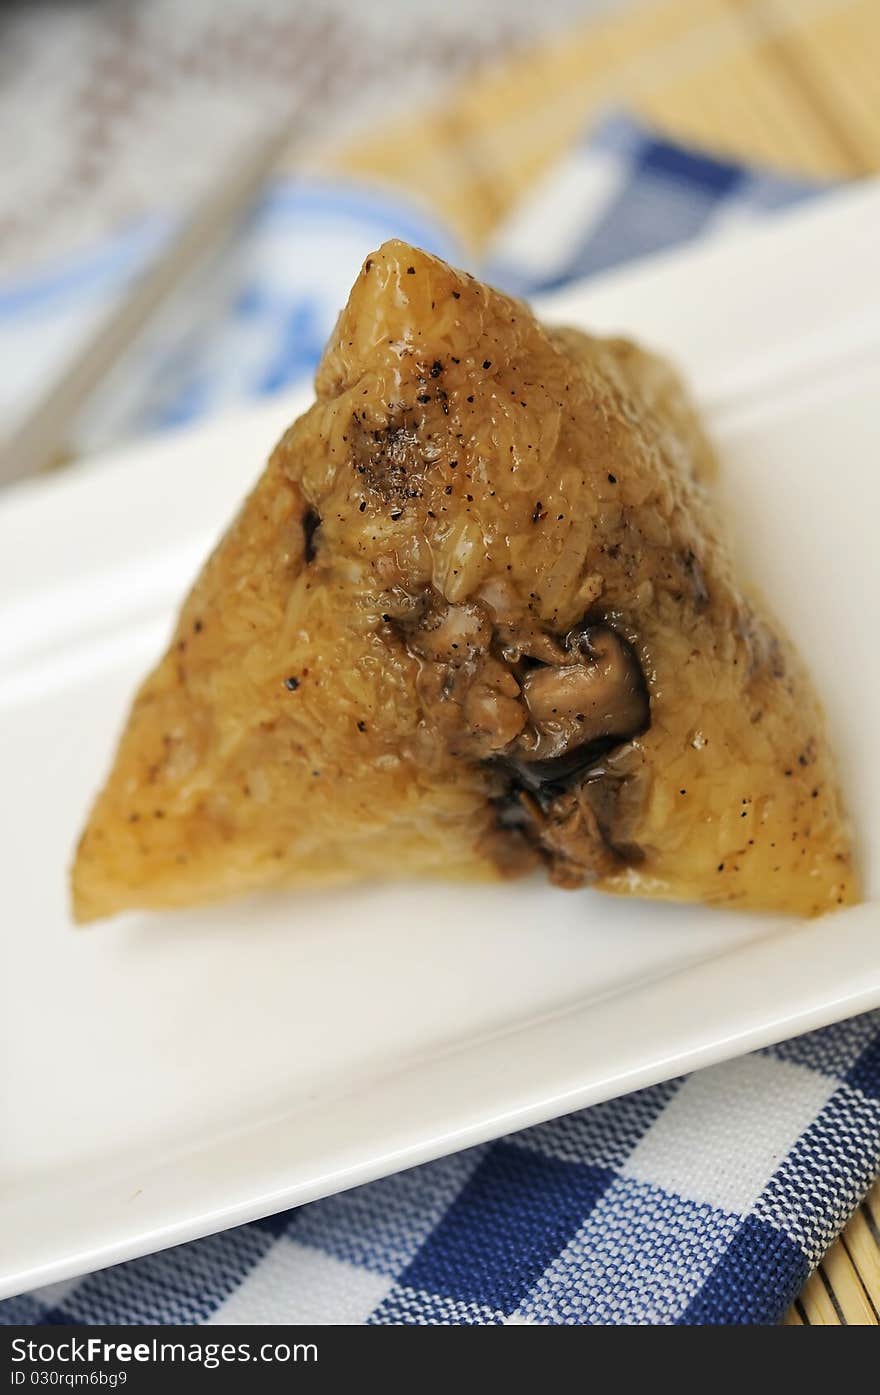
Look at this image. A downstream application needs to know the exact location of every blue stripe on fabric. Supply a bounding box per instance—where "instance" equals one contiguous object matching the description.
[536,173,723,286]
[753,1084,880,1265]
[0,217,171,317]
[508,118,819,297]
[0,1295,47,1324]
[636,137,743,196]
[393,1142,614,1311]
[516,1175,739,1326]
[679,1215,809,1325]
[295,1148,488,1278]
[848,1027,880,1101]
[766,1011,880,1080]
[36,1226,277,1325]
[510,1076,682,1170]
[370,1285,503,1326]
[251,1208,297,1238]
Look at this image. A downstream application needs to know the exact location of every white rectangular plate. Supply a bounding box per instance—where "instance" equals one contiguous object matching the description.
[2,184,879,1300]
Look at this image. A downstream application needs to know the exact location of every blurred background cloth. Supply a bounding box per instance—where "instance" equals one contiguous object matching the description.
[3,0,880,463]
[0,0,607,454]
[0,0,607,279]
[0,110,822,455]
[3,0,879,285]
[1,0,878,1325]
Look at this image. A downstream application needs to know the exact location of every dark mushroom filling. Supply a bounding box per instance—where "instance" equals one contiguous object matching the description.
[500,623,649,804]
[488,623,650,884]
[389,596,651,884]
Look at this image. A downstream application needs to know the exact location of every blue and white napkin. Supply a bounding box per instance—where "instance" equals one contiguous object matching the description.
[2,116,877,1326]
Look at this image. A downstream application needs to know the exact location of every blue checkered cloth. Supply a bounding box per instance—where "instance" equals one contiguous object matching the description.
[4,1020,879,1325]
[2,117,877,1326]
[485,113,820,293]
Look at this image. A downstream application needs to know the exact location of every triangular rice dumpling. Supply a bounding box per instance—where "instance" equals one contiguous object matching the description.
[72,241,857,922]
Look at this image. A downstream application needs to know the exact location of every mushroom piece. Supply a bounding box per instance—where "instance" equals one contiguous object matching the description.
[495,622,569,668]
[463,658,527,751]
[404,599,491,664]
[517,624,649,764]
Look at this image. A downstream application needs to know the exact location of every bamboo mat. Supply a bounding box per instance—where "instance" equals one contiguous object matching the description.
[325,0,880,252]
[325,0,880,1326]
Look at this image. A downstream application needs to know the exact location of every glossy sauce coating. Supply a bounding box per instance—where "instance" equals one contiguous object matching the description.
[72,241,857,920]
